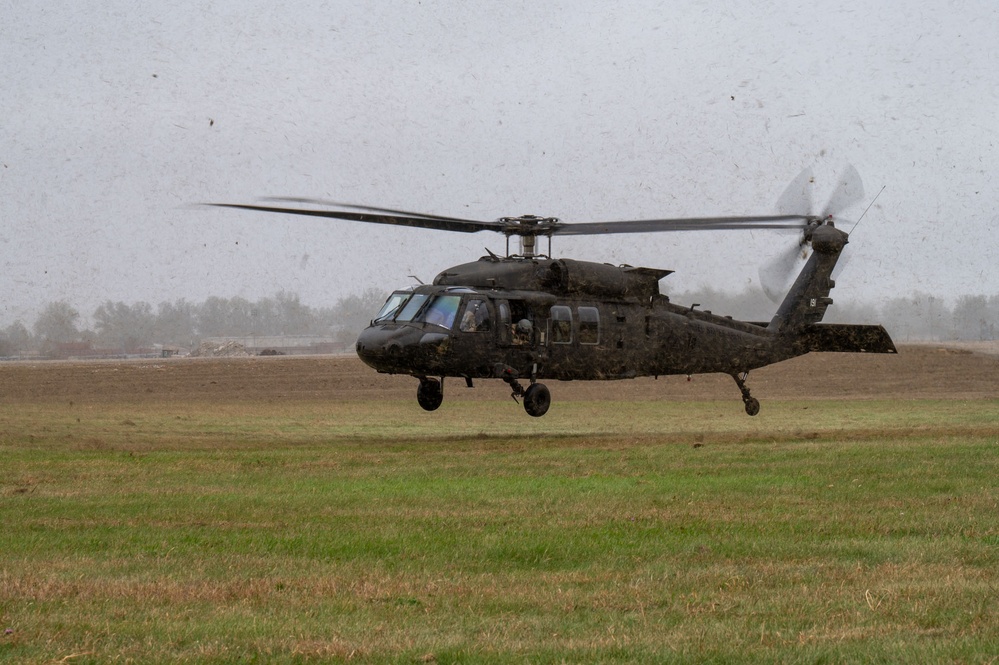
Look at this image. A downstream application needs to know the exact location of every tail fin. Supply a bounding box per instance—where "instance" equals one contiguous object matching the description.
[768,223,848,335]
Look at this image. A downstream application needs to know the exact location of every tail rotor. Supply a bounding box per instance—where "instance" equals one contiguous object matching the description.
[758,165,864,302]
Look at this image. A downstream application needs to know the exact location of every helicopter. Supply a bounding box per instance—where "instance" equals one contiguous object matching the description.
[211,167,896,417]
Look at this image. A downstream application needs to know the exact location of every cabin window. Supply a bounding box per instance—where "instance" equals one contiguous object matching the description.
[578,306,600,345]
[550,305,572,344]
[459,299,491,332]
[396,293,429,322]
[419,295,462,329]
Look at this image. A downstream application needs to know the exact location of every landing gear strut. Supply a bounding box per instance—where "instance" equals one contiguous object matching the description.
[731,372,760,416]
[500,366,551,417]
[416,377,444,411]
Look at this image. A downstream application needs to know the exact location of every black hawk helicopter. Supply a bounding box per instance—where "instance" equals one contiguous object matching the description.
[211,167,896,417]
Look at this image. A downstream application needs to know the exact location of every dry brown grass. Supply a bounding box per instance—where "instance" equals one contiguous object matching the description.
[1,353,997,662]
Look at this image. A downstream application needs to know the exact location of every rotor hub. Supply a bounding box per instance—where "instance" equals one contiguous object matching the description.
[498,215,560,234]
[498,216,560,257]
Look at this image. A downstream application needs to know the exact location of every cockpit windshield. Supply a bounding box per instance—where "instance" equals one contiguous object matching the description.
[418,295,462,329]
[395,293,430,322]
[377,291,464,330]
[373,291,410,323]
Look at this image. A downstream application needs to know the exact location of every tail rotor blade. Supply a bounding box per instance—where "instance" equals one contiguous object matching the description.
[831,244,851,281]
[822,164,864,218]
[763,167,815,302]
[775,167,815,216]
[759,242,808,302]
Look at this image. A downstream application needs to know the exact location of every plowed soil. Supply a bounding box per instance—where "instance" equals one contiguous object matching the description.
[2,344,996,405]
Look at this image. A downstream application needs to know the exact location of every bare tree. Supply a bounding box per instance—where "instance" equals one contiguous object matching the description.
[330,289,389,346]
[93,301,156,353]
[156,299,198,347]
[33,301,81,353]
[0,321,32,357]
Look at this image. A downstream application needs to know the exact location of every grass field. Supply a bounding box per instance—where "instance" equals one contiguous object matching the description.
[2,395,998,663]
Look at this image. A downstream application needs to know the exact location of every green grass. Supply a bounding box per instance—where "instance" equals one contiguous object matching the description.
[1,398,998,663]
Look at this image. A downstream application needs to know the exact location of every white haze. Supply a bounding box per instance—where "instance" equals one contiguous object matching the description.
[2,0,996,327]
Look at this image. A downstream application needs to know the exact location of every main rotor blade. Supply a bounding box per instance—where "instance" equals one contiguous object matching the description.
[261,198,484,224]
[551,215,811,236]
[207,203,505,234]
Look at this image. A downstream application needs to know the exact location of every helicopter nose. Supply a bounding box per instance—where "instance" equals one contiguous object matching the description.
[355,324,448,372]
[355,326,405,368]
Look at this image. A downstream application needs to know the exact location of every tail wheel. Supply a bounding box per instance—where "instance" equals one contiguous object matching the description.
[523,383,551,417]
[732,372,760,417]
[417,378,443,411]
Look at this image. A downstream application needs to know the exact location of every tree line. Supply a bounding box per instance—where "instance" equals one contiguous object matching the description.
[665,288,999,343]
[2,289,998,359]
[0,290,387,358]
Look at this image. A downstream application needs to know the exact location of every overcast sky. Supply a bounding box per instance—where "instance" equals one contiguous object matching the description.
[2,0,996,327]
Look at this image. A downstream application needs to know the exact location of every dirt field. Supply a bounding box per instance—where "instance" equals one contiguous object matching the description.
[1,343,996,405]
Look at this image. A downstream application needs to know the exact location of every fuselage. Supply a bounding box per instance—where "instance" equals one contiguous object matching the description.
[355,256,789,382]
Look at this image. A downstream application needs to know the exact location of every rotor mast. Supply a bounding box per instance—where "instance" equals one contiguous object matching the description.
[500,215,559,258]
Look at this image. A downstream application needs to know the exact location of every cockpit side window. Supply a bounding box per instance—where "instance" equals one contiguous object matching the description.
[374,291,410,323]
[459,299,491,332]
[419,295,462,329]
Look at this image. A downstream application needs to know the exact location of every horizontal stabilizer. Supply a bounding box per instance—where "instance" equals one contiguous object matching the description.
[799,324,897,354]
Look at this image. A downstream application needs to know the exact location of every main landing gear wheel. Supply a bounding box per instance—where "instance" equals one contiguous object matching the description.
[744,397,760,416]
[523,383,551,417]
[416,378,443,412]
